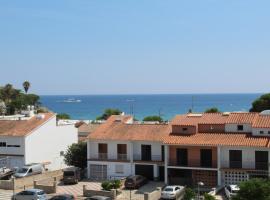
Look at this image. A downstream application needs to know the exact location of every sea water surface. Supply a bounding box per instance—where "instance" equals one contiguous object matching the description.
[40,94,261,120]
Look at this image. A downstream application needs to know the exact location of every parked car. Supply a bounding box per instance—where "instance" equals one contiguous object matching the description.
[161,185,184,199]
[12,189,47,200]
[225,185,240,199]
[49,194,75,200]
[14,163,44,178]
[124,175,147,189]
[84,196,111,200]
[63,166,81,184]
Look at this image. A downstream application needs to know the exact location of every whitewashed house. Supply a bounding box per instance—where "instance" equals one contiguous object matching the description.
[0,112,77,170]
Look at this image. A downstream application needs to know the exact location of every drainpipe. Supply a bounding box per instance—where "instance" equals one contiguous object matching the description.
[164,145,168,184]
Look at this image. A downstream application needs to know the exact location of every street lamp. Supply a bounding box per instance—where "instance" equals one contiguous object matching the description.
[197,181,204,200]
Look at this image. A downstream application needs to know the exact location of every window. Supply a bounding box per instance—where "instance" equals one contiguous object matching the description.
[182,128,188,131]
[176,148,188,166]
[0,142,6,147]
[260,131,264,134]
[255,151,268,170]
[98,143,108,159]
[200,149,212,168]
[237,125,244,131]
[115,165,124,174]
[7,145,20,147]
[229,150,242,168]
[268,131,270,135]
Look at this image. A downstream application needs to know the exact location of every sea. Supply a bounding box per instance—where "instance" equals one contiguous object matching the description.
[40,94,261,121]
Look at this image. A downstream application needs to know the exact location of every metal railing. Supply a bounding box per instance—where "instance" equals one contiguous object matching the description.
[89,153,129,161]
[133,154,162,162]
[117,154,128,160]
[169,159,217,168]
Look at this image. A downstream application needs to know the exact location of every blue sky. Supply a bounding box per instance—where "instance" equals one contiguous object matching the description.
[0,0,270,95]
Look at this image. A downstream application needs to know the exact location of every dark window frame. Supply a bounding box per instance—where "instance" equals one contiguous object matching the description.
[229,150,242,169]
[237,125,244,131]
[200,149,212,168]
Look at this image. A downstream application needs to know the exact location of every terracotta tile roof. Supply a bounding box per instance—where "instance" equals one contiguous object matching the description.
[226,112,259,124]
[88,115,170,142]
[0,113,55,137]
[78,123,100,133]
[171,113,228,126]
[163,132,270,148]
[252,115,270,128]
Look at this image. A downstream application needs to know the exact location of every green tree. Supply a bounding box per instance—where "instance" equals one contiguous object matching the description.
[64,142,87,169]
[56,113,70,120]
[183,188,196,200]
[143,115,163,122]
[232,179,270,200]
[23,81,31,94]
[205,107,221,113]
[250,93,270,112]
[204,193,216,200]
[96,108,122,120]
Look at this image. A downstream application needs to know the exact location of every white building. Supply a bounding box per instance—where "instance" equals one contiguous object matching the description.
[0,113,77,170]
[87,115,169,181]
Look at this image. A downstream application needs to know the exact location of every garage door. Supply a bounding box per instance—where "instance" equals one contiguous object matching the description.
[135,164,153,180]
[90,164,107,181]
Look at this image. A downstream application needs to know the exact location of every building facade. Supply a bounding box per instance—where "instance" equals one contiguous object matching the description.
[0,113,77,170]
[87,112,270,188]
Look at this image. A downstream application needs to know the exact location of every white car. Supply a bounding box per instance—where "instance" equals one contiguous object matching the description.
[12,189,47,200]
[161,185,184,199]
[224,185,240,199]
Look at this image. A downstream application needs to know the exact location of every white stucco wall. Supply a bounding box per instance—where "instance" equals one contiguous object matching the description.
[220,146,270,169]
[133,141,163,161]
[0,136,26,168]
[88,140,132,160]
[225,124,252,132]
[25,116,77,170]
[88,161,132,179]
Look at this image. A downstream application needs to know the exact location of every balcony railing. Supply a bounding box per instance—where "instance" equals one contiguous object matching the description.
[133,154,162,162]
[229,161,242,169]
[169,159,216,168]
[89,153,129,161]
[117,154,128,160]
[255,162,269,171]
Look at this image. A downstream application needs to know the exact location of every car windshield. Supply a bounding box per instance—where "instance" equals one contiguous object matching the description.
[164,188,174,192]
[64,171,75,176]
[37,191,45,195]
[17,168,28,173]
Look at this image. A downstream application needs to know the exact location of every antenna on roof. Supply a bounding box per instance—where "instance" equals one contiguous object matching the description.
[189,95,195,113]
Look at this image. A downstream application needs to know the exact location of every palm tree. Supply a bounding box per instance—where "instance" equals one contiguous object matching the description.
[23,81,30,94]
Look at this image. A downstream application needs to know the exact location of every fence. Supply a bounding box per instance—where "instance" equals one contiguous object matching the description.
[83,185,117,200]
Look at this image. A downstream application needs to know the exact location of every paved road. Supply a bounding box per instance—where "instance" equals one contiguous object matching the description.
[0,190,13,200]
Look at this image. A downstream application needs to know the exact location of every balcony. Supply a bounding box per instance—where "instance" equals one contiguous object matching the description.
[255,162,269,171]
[169,159,216,169]
[89,153,129,161]
[133,154,163,162]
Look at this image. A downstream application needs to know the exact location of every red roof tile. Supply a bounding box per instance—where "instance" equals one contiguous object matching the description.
[253,115,270,128]
[226,113,259,124]
[0,113,55,137]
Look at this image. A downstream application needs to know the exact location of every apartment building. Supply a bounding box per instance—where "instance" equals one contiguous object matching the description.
[87,112,270,188]
[87,115,169,181]
[0,112,77,170]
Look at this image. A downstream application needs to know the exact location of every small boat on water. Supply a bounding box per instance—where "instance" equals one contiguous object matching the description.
[61,98,82,103]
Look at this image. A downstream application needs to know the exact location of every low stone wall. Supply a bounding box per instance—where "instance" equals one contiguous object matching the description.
[0,170,63,191]
[0,179,14,190]
[144,188,161,200]
[34,181,57,194]
[83,185,117,200]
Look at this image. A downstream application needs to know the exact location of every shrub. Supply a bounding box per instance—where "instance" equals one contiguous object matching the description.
[183,188,196,200]
[204,193,216,200]
[101,180,122,191]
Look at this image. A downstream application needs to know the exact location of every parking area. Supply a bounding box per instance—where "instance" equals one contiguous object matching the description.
[117,181,164,200]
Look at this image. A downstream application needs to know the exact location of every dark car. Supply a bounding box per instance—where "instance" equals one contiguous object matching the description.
[49,194,75,200]
[63,167,81,184]
[124,175,147,189]
[84,196,111,200]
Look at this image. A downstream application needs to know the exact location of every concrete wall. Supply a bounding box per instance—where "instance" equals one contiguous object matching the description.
[144,188,161,200]
[25,116,77,170]
[252,128,270,136]
[0,136,25,155]
[198,124,225,133]
[83,185,117,199]
[225,124,252,132]
[171,125,196,134]
[220,146,270,169]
